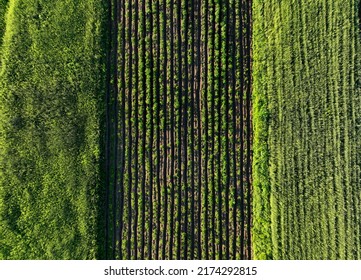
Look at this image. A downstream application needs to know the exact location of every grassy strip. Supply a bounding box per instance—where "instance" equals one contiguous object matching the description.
[251,0,272,260]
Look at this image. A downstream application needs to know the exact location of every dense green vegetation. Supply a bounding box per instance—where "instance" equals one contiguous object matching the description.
[105,0,252,260]
[0,0,8,55]
[0,0,106,259]
[252,0,361,259]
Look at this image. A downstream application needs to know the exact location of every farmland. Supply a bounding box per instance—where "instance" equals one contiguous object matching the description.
[104,0,253,260]
[0,0,253,260]
[253,0,361,259]
[1,0,361,260]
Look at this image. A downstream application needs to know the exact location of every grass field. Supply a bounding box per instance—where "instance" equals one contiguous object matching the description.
[0,0,106,259]
[252,0,361,259]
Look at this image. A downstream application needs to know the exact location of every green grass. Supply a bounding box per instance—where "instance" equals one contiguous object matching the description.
[0,0,9,56]
[0,0,8,35]
[252,0,361,259]
[251,0,271,260]
[0,0,106,259]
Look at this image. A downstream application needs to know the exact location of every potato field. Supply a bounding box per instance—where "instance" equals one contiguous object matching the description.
[104,0,252,260]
